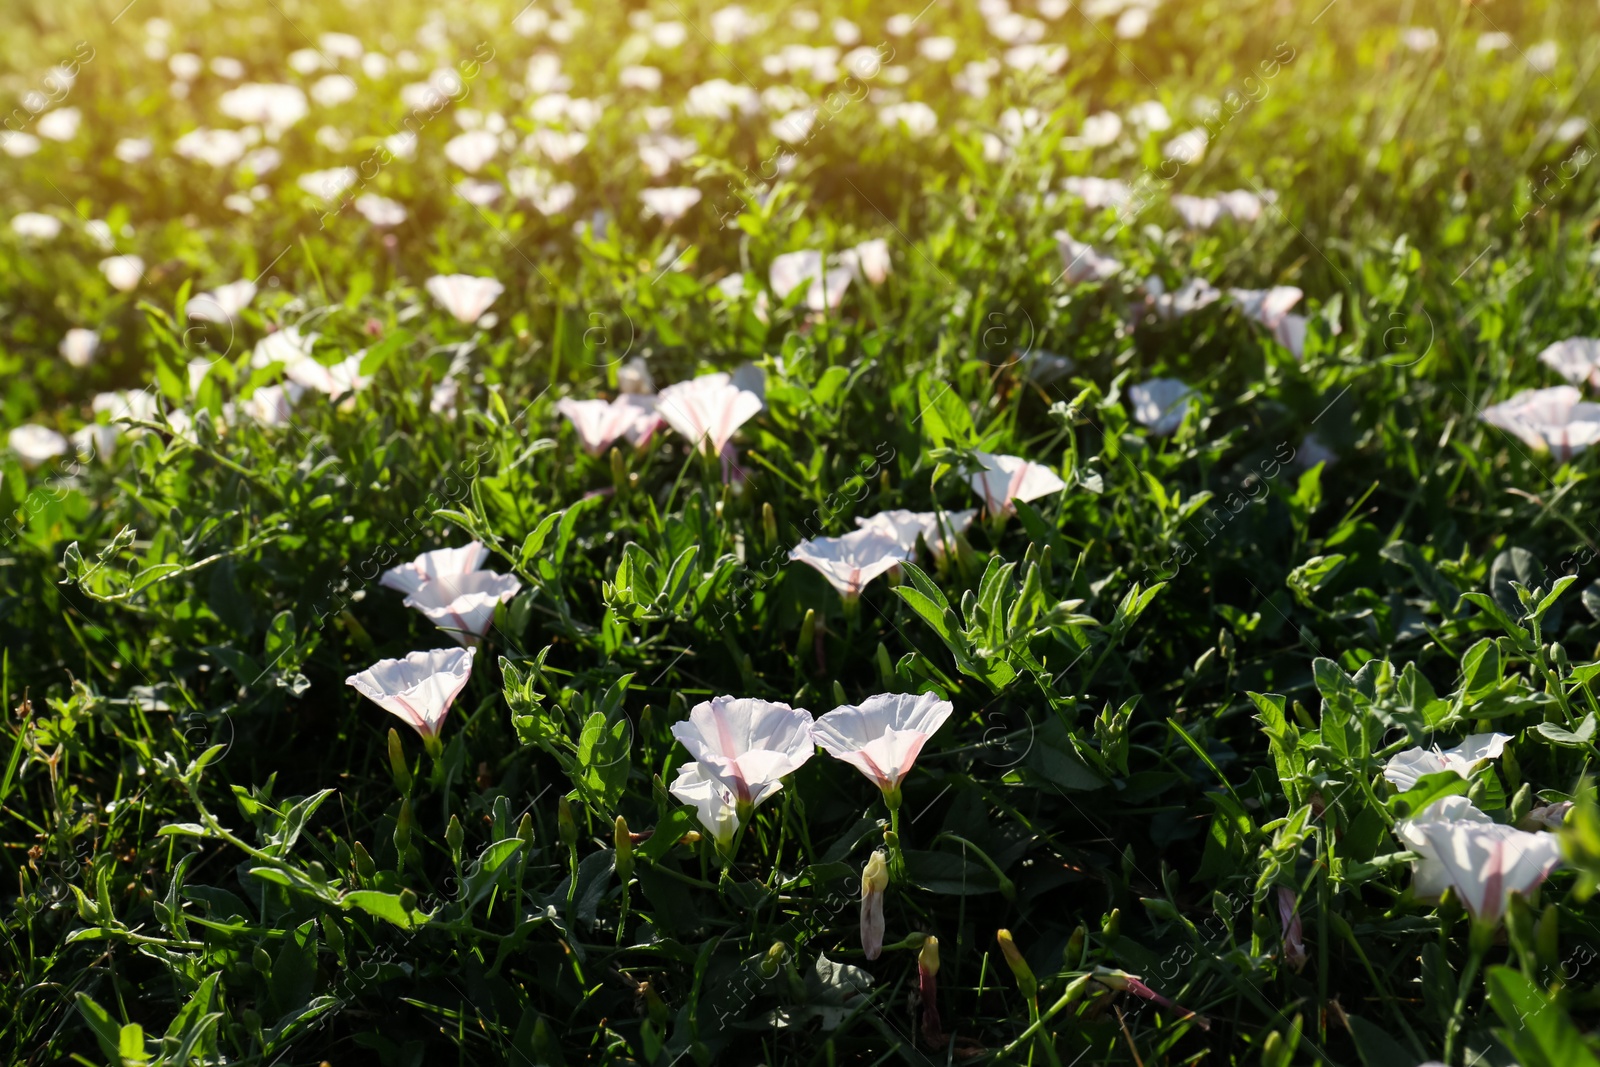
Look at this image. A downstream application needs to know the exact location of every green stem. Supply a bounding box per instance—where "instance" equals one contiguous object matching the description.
[1443,935,1487,1065]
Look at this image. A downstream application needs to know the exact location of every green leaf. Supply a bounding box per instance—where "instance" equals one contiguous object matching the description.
[1486,965,1600,1067]
[903,849,1003,895]
[575,711,631,811]
[1287,554,1347,607]
[1023,716,1106,791]
[342,889,432,929]
[1460,592,1532,645]
[74,993,124,1062]
[1459,638,1502,701]
[636,807,697,862]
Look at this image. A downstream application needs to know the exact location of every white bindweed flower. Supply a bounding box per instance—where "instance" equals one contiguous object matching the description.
[445,129,499,172]
[355,194,408,227]
[1394,795,1493,899]
[426,274,504,325]
[1129,378,1198,436]
[617,356,655,395]
[556,396,663,455]
[639,186,702,225]
[12,212,63,240]
[840,238,891,286]
[670,696,816,809]
[654,374,764,455]
[769,250,852,312]
[175,128,249,167]
[669,761,743,848]
[1054,229,1121,284]
[1216,190,1265,222]
[1146,277,1222,320]
[36,107,81,141]
[9,425,70,467]
[965,451,1067,516]
[189,280,257,324]
[251,326,319,369]
[1230,286,1303,330]
[239,382,304,426]
[219,83,309,133]
[1538,338,1600,388]
[381,542,491,597]
[789,529,909,600]
[855,508,977,559]
[1,131,41,158]
[812,692,954,801]
[99,256,144,293]
[311,74,359,108]
[285,353,372,400]
[59,328,100,369]
[1404,818,1563,923]
[1171,195,1222,229]
[346,647,476,741]
[1383,733,1513,790]
[403,570,522,646]
[861,851,890,959]
[298,167,358,202]
[1481,386,1600,461]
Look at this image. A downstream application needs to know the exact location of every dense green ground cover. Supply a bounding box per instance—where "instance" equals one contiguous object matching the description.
[7,0,1600,1063]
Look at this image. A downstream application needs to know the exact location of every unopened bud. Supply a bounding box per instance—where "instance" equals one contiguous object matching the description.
[446,814,464,860]
[615,815,635,881]
[762,501,777,547]
[387,728,412,793]
[997,929,1037,1001]
[394,799,413,852]
[399,887,418,914]
[919,934,940,976]
[1064,925,1086,970]
[353,841,377,880]
[517,813,535,845]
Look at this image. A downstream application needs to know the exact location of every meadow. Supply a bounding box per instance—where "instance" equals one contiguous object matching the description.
[5,0,1600,1063]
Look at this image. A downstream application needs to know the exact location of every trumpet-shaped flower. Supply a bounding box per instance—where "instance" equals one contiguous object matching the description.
[1404,818,1564,922]
[1230,286,1303,330]
[59,328,100,368]
[669,695,816,807]
[1538,338,1600,389]
[840,238,891,285]
[812,692,954,800]
[1383,732,1512,790]
[403,571,522,645]
[1394,794,1493,899]
[965,451,1066,516]
[99,256,144,293]
[557,395,662,455]
[669,761,742,848]
[769,249,853,312]
[655,374,763,455]
[346,646,475,741]
[1054,229,1121,284]
[1128,378,1197,436]
[9,425,70,467]
[189,279,258,324]
[1481,386,1600,460]
[355,194,408,227]
[380,542,491,597]
[1171,195,1222,229]
[860,851,889,960]
[426,274,504,325]
[251,326,319,369]
[855,508,977,558]
[285,353,372,399]
[789,529,909,599]
[639,186,702,224]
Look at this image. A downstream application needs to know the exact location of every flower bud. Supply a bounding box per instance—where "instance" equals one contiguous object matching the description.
[394,799,413,852]
[918,935,942,1044]
[996,929,1037,1001]
[517,812,535,845]
[1063,924,1086,970]
[387,728,412,793]
[615,815,635,882]
[253,945,273,975]
[861,852,889,960]
[762,501,777,548]
[353,841,377,881]
[399,887,418,914]
[610,446,627,489]
[446,814,464,862]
